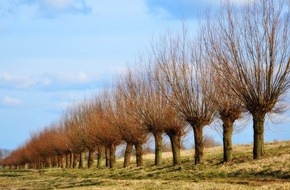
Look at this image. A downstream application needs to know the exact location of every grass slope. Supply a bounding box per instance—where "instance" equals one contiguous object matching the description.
[0,141,290,190]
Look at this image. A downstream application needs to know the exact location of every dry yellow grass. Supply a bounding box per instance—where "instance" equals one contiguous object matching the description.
[1,141,290,190]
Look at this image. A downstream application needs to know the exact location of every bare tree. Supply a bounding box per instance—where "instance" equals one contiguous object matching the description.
[86,93,122,169]
[57,123,74,168]
[207,0,290,159]
[29,129,58,168]
[105,83,149,167]
[150,28,216,164]
[119,66,186,166]
[208,68,244,162]
[118,66,164,166]
[61,104,88,169]
[78,100,103,169]
[83,96,122,169]
[144,65,187,165]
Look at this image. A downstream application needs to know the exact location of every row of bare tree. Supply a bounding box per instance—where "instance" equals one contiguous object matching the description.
[1,0,289,169]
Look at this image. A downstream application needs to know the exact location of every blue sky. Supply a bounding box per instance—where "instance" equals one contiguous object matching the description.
[0,0,289,150]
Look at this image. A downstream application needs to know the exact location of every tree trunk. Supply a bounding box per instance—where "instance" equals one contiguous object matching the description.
[124,143,133,168]
[105,147,110,168]
[222,120,234,162]
[57,155,63,168]
[45,157,51,168]
[79,151,85,169]
[135,143,143,167]
[97,146,104,169]
[253,113,265,159]
[168,133,181,165]
[192,125,204,164]
[109,144,116,168]
[61,156,65,168]
[69,152,73,168]
[73,153,79,168]
[50,157,54,167]
[52,155,57,167]
[65,154,70,168]
[88,150,95,168]
[153,131,163,166]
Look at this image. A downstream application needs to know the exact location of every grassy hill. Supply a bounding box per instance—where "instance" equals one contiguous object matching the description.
[0,141,289,190]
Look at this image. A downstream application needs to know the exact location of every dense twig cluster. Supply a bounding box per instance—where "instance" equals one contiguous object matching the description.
[1,0,289,169]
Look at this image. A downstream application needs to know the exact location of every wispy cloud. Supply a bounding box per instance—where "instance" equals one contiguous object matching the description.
[1,96,23,106]
[0,72,108,92]
[0,73,36,89]
[145,0,207,19]
[0,0,92,19]
[50,71,91,83]
[145,0,256,19]
[42,0,75,10]
[38,71,100,91]
[228,0,256,5]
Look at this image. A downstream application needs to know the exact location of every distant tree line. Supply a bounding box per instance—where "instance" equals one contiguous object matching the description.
[0,149,10,160]
[1,0,289,169]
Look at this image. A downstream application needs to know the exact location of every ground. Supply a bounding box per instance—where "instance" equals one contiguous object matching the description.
[0,141,289,189]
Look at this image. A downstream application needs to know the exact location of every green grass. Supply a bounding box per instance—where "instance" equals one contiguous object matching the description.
[1,141,290,189]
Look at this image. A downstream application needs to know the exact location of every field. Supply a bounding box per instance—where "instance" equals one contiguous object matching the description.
[0,141,290,190]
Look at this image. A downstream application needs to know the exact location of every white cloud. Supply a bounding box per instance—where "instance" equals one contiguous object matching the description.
[57,101,74,109]
[0,72,101,91]
[145,0,257,19]
[268,111,290,124]
[227,0,256,5]
[91,0,147,18]
[0,73,35,89]
[42,0,75,10]
[204,0,256,6]
[76,71,89,82]
[48,71,93,84]
[0,0,91,18]
[41,78,52,86]
[1,96,23,106]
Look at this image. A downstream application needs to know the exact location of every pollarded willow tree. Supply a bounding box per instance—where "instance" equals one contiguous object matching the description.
[120,66,186,166]
[207,0,290,159]
[109,80,149,167]
[207,68,244,162]
[29,130,55,168]
[118,67,165,166]
[49,125,72,168]
[62,104,88,169]
[151,28,216,164]
[86,93,122,169]
[143,71,187,166]
[76,101,100,169]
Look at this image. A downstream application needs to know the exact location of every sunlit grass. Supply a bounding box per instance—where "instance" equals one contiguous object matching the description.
[1,141,290,189]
